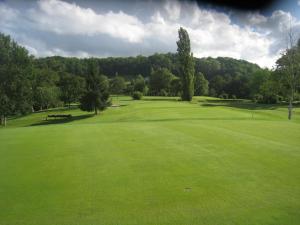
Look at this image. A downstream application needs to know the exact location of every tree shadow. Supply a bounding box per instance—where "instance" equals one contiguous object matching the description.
[142,97,180,102]
[200,99,299,110]
[121,97,180,102]
[98,116,269,124]
[29,114,94,126]
[110,104,128,107]
[34,105,79,113]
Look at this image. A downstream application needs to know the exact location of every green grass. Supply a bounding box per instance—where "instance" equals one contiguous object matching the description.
[0,96,299,225]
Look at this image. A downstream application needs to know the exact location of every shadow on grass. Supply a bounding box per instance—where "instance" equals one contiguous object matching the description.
[110,104,128,107]
[200,99,300,111]
[96,117,271,124]
[34,105,79,113]
[122,96,180,102]
[142,98,180,102]
[7,106,79,121]
[29,114,94,126]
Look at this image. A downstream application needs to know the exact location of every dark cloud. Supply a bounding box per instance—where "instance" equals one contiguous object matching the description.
[0,0,299,68]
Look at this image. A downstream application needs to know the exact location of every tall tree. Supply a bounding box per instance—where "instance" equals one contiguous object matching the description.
[133,74,146,94]
[149,68,174,96]
[0,33,33,126]
[177,27,195,101]
[80,61,110,115]
[109,74,126,95]
[59,73,85,108]
[275,36,300,119]
[32,68,60,111]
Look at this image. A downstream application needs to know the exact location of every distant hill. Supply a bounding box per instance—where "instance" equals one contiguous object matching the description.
[34,53,261,80]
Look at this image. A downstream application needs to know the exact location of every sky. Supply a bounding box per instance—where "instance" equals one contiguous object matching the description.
[0,0,300,69]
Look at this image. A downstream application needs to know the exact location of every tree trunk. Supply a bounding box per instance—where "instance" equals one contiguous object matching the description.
[95,107,98,115]
[4,116,7,127]
[288,99,293,120]
[0,115,3,126]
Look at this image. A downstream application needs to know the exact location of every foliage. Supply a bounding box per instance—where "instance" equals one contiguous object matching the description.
[33,51,266,100]
[194,72,209,96]
[32,68,60,111]
[274,37,300,119]
[170,77,182,96]
[80,61,110,114]
[59,73,86,108]
[34,86,61,109]
[219,92,229,99]
[1,31,295,122]
[0,33,33,123]
[133,74,147,94]
[275,40,300,104]
[131,91,143,100]
[177,27,195,101]
[149,68,175,96]
[109,74,126,95]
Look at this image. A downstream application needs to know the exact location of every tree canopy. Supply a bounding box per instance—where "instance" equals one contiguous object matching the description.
[177,27,195,101]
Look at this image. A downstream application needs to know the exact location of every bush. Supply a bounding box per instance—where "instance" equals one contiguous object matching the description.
[231,94,237,99]
[277,95,284,103]
[158,89,168,96]
[132,91,142,100]
[263,95,278,104]
[253,94,282,104]
[209,88,217,97]
[293,92,300,101]
[219,93,229,99]
[253,94,263,103]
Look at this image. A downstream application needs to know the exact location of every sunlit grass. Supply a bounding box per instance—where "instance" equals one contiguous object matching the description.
[0,96,299,225]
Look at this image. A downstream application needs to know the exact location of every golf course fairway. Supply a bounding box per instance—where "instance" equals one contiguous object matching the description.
[0,96,299,225]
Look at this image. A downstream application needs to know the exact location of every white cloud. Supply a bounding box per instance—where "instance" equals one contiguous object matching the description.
[0,3,19,31]
[30,0,147,43]
[143,2,277,68]
[164,0,181,21]
[1,0,299,68]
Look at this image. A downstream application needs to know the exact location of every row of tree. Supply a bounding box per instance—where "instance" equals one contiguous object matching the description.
[1,27,299,124]
[0,34,111,126]
[34,57,260,99]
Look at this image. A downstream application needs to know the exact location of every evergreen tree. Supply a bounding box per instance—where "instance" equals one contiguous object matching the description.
[80,61,110,115]
[176,27,195,101]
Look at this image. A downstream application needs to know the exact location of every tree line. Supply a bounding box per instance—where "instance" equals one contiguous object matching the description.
[0,28,299,125]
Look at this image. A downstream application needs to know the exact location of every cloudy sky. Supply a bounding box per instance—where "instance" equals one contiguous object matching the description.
[0,0,300,68]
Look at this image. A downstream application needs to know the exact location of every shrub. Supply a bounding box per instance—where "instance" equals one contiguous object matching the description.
[293,92,300,101]
[219,93,229,99]
[277,95,284,103]
[209,88,217,97]
[158,89,168,96]
[253,94,263,103]
[132,91,142,100]
[253,94,282,104]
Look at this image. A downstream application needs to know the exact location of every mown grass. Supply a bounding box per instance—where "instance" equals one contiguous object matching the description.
[0,96,299,225]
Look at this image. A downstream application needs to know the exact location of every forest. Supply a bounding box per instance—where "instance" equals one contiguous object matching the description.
[0,31,299,124]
